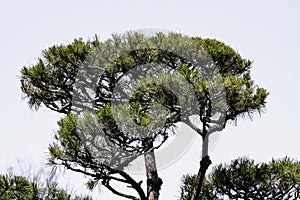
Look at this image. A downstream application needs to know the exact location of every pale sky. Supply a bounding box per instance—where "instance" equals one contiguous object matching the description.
[1,0,300,199]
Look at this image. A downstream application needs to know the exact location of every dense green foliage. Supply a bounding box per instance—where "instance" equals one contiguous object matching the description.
[0,173,92,200]
[20,32,268,199]
[180,157,300,200]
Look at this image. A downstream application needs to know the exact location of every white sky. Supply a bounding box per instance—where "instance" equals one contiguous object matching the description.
[1,0,300,199]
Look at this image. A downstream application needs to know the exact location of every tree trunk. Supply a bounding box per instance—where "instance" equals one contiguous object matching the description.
[190,155,211,200]
[144,143,163,200]
[191,134,212,200]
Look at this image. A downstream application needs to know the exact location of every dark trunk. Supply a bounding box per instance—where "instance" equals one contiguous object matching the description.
[191,133,211,200]
[190,155,211,200]
[144,142,163,200]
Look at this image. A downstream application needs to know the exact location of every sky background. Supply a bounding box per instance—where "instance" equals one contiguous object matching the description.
[1,0,300,199]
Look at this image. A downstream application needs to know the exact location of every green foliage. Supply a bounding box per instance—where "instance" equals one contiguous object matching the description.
[192,38,269,125]
[192,38,252,76]
[20,34,269,121]
[20,32,269,199]
[180,175,215,200]
[0,173,92,200]
[0,174,33,199]
[180,157,300,200]
[21,38,93,112]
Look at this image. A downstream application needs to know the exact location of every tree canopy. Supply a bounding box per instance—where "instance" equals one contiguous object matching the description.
[20,31,268,199]
[180,157,300,200]
[0,172,92,200]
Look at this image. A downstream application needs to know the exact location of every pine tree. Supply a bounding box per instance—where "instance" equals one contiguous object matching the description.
[20,32,268,199]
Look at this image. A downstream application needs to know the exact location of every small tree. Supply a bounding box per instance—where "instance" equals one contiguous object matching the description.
[0,172,92,199]
[187,38,269,200]
[20,31,268,199]
[180,157,300,200]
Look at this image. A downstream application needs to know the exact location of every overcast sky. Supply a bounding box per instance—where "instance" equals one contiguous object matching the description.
[1,0,300,199]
